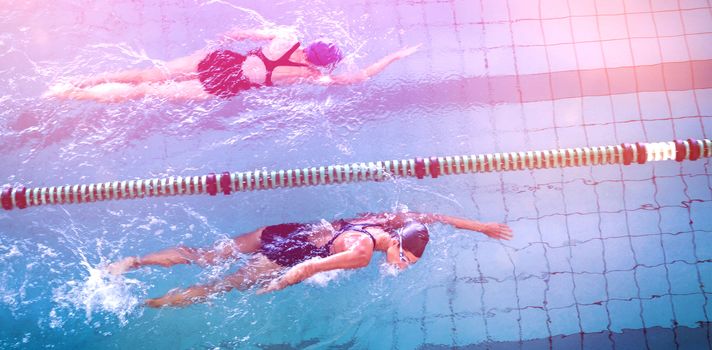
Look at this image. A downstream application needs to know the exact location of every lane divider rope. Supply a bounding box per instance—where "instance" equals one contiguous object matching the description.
[2,138,710,211]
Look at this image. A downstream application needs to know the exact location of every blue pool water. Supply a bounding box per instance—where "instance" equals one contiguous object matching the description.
[1,0,711,349]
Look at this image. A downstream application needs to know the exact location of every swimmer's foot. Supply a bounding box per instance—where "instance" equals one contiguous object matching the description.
[145,297,167,308]
[42,82,76,99]
[145,288,203,308]
[145,294,184,308]
[107,256,139,275]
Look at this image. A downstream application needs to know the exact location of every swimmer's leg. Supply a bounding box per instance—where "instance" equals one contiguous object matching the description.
[145,254,281,308]
[230,227,265,255]
[107,227,266,275]
[106,246,198,275]
[47,80,211,102]
[72,49,210,87]
[144,226,265,268]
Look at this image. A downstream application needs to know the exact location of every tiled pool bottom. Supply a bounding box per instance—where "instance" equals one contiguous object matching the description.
[201,323,711,349]
[416,324,711,350]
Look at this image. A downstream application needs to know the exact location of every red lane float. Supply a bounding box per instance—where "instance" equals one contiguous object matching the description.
[2,138,711,211]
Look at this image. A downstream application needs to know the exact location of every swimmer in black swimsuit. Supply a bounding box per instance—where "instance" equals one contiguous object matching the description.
[44,26,421,102]
[107,210,512,308]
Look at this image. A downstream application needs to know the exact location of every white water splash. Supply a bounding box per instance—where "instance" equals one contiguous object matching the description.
[378,261,402,277]
[304,269,346,287]
[52,259,147,327]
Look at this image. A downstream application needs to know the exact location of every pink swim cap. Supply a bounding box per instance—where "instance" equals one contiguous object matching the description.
[305,40,343,68]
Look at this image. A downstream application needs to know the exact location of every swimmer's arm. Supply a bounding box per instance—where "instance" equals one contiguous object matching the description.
[417,212,513,240]
[317,44,422,85]
[257,244,371,294]
[368,211,512,240]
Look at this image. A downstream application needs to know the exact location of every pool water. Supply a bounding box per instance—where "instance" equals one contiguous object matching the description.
[1,0,711,349]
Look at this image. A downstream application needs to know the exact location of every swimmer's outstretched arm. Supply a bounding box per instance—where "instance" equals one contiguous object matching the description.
[359,211,512,240]
[321,44,422,85]
[426,213,512,240]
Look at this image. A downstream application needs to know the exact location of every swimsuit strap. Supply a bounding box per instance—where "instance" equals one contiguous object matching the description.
[255,42,309,86]
[323,222,378,253]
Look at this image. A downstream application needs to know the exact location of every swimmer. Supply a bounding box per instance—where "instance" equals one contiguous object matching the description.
[45,26,421,102]
[107,211,512,308]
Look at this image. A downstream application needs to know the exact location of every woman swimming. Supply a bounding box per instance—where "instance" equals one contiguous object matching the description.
[45,26,421,102]
[107,210,512,308]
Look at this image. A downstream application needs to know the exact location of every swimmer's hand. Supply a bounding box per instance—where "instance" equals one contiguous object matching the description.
[42,82,76,98]
[256,280,283,295]
[257,262,314,294]
[480,222,513,240]
[394,43,422,59]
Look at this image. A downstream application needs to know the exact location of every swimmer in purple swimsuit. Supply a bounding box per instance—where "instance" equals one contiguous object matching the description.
[44,27,421,102]
[107,211,512,308]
